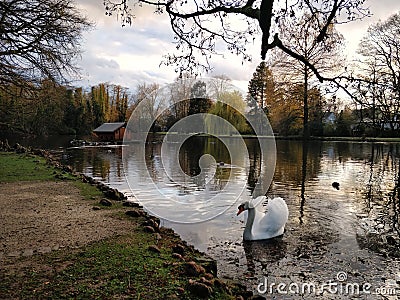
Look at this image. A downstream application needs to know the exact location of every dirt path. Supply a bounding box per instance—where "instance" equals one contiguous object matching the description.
[0,181,135,267]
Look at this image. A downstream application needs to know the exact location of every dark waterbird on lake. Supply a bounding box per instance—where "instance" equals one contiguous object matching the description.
[332,182,340,190]
[237,196,289,241]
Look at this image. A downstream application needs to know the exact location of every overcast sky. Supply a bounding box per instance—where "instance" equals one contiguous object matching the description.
[75,0,400,93]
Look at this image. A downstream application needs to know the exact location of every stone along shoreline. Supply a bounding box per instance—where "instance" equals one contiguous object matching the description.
[0,143,260,299]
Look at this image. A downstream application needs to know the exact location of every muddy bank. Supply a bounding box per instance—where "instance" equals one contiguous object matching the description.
[0,181,135,262]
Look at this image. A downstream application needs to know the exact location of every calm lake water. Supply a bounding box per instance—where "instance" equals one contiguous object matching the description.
[44,137,400,298]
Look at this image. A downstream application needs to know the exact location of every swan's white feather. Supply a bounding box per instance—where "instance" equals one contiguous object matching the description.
[241,196,289,240]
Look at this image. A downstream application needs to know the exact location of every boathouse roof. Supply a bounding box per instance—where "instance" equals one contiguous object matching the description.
[93,122,125,133]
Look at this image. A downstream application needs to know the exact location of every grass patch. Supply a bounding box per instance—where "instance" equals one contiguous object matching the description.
[0,152,56,182]
[0,151,103,201]
[0,230,235,300]
[71,180,104,201]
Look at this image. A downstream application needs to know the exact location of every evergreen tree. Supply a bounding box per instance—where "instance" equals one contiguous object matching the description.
[247,62,275,113]
[64,89,79,133]
[189,81,212,115]
[74,87,93,134]
[91,83,109,127]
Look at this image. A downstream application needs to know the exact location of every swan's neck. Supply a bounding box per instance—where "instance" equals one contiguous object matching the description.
[243,208,256,240]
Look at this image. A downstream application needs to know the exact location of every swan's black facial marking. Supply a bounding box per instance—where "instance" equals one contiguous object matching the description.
[237,204,245,216]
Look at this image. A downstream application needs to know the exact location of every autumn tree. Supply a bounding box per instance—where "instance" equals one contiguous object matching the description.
[104,0,368,84]
[270,12,345,138]
[0,79,132,135]
[269,81,303,135]
[0,80,86,135]
[0,0,92,88]
[108,85,129,122]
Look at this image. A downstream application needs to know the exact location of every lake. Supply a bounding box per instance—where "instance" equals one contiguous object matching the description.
[56,137,400,298]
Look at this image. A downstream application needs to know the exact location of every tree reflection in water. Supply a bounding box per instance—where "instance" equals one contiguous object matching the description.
[356,143,400,257]
[62,138,400,291]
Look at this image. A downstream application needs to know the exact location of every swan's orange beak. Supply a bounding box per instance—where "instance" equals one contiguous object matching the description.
[237,205,244,216]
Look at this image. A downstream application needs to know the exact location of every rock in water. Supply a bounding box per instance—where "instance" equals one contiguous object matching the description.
[194,257,217,275]
[122,201,141,208]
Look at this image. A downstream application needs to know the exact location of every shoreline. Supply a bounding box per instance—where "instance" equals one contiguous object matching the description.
[3,133,400,154]
[155,132,400,142]
[0,142,255,299]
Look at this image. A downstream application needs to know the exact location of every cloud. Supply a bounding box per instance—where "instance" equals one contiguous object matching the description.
[74,0,400,93]
[337,1,400,55]
[96,57,120,69]
[75,1,177,89]
[75,0,262,90]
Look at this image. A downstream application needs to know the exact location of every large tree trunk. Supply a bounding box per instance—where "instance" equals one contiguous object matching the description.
[259,0,275,60]
[303,65,310,139]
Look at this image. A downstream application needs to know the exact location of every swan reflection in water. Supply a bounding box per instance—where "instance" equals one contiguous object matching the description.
[243,237,287,276]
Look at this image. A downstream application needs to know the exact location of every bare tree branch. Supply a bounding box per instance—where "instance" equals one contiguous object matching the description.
[0,0,93,88]
[104,0,370,83]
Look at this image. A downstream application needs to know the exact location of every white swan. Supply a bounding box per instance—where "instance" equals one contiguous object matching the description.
[237,196,289,241]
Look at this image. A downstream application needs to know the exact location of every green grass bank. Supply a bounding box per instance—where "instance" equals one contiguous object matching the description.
[0,151,251,299]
